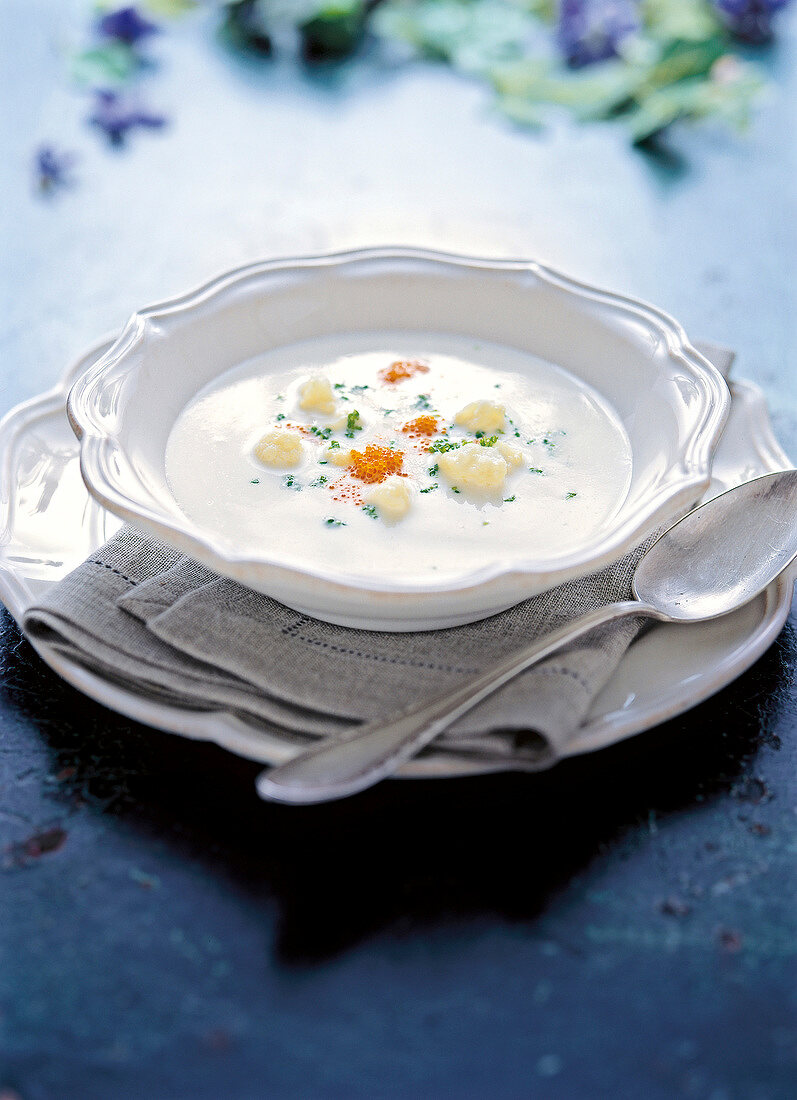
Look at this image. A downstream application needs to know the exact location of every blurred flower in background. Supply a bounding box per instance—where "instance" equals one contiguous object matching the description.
[712,0,790,42]
[96,5,160,45]
[32,0,796,194]
[89,88,166,145]
[557,0,640,68]
[33,146,78,195]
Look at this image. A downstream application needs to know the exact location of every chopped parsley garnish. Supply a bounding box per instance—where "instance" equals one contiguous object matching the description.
[451,486,461,494]
[529,467,544,474]
[428,463,439,477]
[282,474,302,490]
[503,495,516,503]
[362,504,378,519]
[345,410,363,438]
[428,440,461,454]
[478,435,499,447]
[565,491,578,499]
[351,384,369,393]
[333,382,346,390]
[514,430,521,438]
[329,440,340,449]
[420,483,438,494]
[381,408,395,416]
[275,413,286,421]
[250,478,260,484]
[310,425,333,440]
[324,517,346,527]
[414,393,432,410]
[310,475,328,487]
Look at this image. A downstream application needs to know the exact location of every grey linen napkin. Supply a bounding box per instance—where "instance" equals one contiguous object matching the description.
[23,343,734,768]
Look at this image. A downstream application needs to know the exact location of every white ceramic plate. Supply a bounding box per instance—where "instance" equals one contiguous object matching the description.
[67,249,730,630]
[0,341,791,778]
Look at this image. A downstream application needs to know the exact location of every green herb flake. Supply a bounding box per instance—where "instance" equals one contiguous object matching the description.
[428,440,461,454]
[414,393,432,410]
[420,483,439,494]
[428,463,439,477]
[250,478,260,484]
[324,517,347,527]
[362,504,378,519]
[351,384,369,393]
[529,467,544,474]
[478,435,499,447]
[565,491,578,499]
[282,474,302,490]
[451,486,461,494]
[310,425,333,440]
[310,475,329,487]
[275,413,286,421]
[503,495,516,503]
[345,410,363,438]
[333,382,346,390]
[329,440,341,449]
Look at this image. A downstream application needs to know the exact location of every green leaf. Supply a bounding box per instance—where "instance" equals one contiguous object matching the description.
[70,43,140,86]
[642,0,722,44]
[142,0,198,16]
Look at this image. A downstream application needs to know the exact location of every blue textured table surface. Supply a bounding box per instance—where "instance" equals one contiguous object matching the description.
[1,4,796,1098]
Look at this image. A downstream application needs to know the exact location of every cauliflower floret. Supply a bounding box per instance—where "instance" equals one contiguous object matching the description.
[298,375,336,416]
[254,429,304,469]
[496,440,523,468]
[325,445,353,467]
[438,444,508,491]
[454,400,506,435]
[365,475,413,522]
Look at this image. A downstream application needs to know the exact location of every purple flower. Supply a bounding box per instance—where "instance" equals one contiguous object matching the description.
[34,145,77,193]
[89,89,166,145]
[712,0,791,43]
[557,0,640,68]
[96,6,159,46]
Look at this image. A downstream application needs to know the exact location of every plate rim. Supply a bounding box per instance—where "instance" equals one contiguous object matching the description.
[0,341,791,778]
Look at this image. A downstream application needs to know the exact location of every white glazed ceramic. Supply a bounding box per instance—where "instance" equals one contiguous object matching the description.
[0,341,791,780]
[66,249,730,630]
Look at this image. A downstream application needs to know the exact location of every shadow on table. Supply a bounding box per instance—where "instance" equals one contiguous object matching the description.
[1,610,792,965]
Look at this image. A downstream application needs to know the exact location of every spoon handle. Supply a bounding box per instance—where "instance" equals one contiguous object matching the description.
[257,600,653,804]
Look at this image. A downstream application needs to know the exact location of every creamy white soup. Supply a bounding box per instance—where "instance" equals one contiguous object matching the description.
[165,333,633,583]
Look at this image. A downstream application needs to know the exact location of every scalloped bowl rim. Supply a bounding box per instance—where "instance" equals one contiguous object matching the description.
[67,247,731,604]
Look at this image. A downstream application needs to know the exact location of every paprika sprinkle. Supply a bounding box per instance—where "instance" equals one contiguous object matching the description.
[378,359,430,385]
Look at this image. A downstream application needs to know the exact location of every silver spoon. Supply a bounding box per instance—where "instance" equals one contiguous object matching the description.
[257,470,797,805]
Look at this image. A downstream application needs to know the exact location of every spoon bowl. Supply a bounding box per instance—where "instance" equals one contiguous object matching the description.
[633,470,797,620]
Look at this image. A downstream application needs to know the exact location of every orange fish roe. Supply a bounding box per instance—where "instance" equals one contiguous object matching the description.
[401,415,439,438]
[347,444,404,484]
[378,359,430,385]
